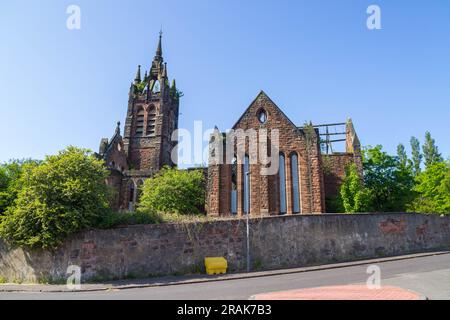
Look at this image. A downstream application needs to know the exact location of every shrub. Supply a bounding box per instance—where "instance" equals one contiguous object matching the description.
[97,210,212,229]
[0,147,109,249]
[325,196,344,213]
[340,163,372,213]
[97,210,164,229]
[409,161,450,214]
[138,167,205,215]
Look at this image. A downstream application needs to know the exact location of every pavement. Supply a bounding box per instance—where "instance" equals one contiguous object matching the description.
[251,285,425,300]
[1,251,450,299]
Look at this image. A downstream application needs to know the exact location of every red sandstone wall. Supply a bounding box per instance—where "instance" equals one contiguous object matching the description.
[322,153,355,199]
[2,213,449,283]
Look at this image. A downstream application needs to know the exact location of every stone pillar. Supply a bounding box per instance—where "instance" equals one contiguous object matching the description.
[285,155,293,215]
[308,132,326,213]
[206,164,221,217]
[297,156,304,214]
[259,165,270,216]
[221,163,232,215]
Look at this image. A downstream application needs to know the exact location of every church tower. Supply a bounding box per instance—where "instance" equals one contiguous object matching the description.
[98,32,181,211]
[123,32,180,172]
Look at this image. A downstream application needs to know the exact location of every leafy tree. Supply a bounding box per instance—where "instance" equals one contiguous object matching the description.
[139,167,205,215]
[410,161,450,214]
[0,147,109,249]
[363,145,415,212]
[397,143,408,169]
[422,131,443,168]
[340,164,372,213]
[0,167,9,213]
[410,136,422,176]
[0,159,40,215]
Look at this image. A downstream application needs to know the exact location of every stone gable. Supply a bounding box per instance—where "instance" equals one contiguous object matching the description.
[207,92,362,216]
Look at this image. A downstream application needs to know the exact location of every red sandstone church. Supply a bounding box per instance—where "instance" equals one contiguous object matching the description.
[206,92,362,216]
[97,34,362,215]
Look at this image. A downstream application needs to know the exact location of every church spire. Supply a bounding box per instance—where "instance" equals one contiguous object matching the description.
[155,30,163,61]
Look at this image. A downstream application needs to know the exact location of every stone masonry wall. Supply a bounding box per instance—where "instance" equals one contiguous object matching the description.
[322,153,355,199]
[1,213,449,283]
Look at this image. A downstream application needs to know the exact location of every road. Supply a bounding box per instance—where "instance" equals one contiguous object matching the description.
[1,254,450,300]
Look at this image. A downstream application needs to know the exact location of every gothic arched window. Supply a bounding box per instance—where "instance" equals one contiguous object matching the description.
[231,156,237,214]
[135,108,145,136]
[152,80,161,93]
[147,106,156,136]
[290,152,300,213]
[279,153,287,214]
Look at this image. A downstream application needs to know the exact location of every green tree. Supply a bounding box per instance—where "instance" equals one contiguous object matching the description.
[363,145,414,212]
[422,131,443,168]
[139,167,205,215]
[410,161,450,214]
[0,147,109,249]
[340,164,372,213]
[410,136,422,176]
[0,159,40,215]
[397,143,408,169]
[0,167,9,213]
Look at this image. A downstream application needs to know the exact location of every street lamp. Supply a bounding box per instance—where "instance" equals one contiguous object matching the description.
[245,171,250,273]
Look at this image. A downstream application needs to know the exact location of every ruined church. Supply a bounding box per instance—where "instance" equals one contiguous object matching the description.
[98,34,362,214]
[206,92,362,216]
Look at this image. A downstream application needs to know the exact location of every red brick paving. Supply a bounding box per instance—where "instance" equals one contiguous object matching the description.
[252,285,424,300]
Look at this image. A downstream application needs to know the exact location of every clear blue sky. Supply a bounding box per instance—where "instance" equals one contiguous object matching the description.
[1,0,449,165]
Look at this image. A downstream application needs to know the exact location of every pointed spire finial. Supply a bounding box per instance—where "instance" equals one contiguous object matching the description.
[115,121,121,135]
[155,29,163,59]
[134,65,141,84]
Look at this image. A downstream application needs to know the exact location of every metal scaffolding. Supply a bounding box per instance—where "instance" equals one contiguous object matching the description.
[299,122,347,154]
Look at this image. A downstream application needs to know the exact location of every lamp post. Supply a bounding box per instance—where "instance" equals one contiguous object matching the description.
[245,171,250,273]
